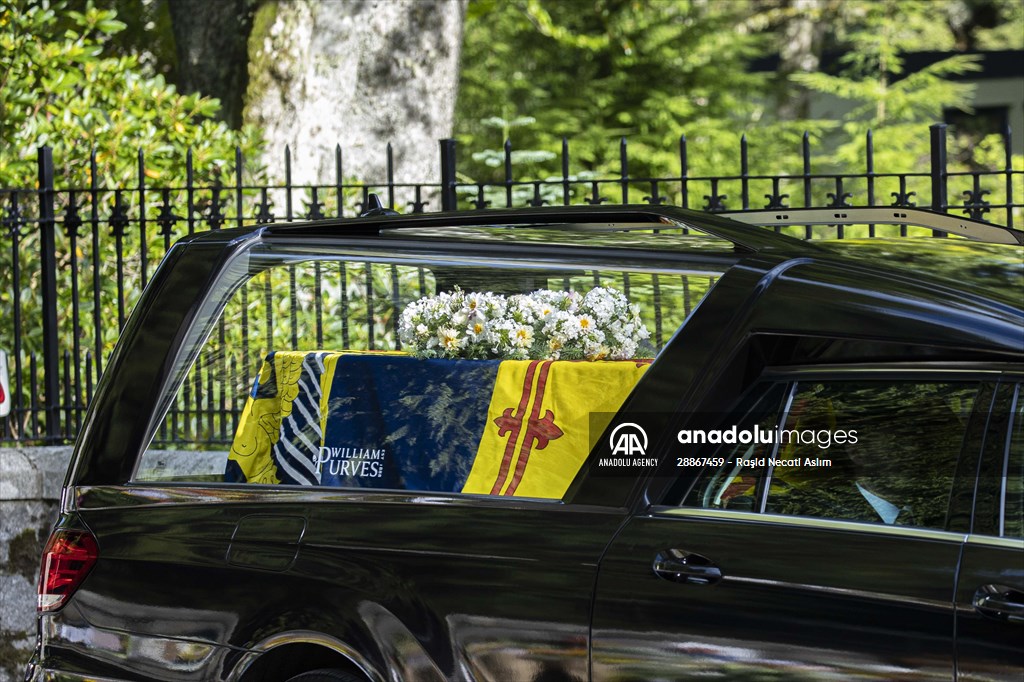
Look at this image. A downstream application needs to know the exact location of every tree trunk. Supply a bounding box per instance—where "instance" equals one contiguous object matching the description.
[167,0,255,128]
[245,0,467,202]
[775,0,829,120]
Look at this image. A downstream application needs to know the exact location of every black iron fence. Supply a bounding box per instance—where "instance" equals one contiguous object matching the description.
[1,122,1021,444]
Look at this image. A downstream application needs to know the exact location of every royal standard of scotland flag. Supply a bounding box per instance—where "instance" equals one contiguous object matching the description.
[461,359,651,498]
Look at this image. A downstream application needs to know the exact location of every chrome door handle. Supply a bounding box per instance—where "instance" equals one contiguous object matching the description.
[653,549,722,585]
[973,584,1024,624]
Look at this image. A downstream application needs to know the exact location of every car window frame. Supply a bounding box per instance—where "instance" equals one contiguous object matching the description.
[969,377,1024,542]
[1000,382,1022,538]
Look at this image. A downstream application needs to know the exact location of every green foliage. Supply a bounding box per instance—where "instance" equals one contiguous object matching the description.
[470,115,557,168]
[790,0,980,132]
[456,0,1021,221]
[969,0,1024,49]
[0,0,261,187]
[785,0,1023,224]
[0,1,263,438]
[792,55,980,126]
[456,0,817,188]
[94,0,178,79]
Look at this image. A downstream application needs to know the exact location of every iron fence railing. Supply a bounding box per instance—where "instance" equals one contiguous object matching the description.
[1,122,1021,444]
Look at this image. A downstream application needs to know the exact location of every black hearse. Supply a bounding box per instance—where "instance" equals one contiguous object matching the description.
[29,205,1024,681]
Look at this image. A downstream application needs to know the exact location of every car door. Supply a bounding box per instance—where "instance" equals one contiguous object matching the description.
[955,379,1024,681]
[591,372,989,681]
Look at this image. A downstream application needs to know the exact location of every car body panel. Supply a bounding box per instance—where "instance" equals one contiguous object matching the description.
[49,486,625,681]
[592,511,962,680]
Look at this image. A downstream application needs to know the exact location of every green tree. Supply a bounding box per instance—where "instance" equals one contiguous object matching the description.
[790,0,980,159]
[786,0,1023,221]
[456,0,1021,218]
[456,0,821,194]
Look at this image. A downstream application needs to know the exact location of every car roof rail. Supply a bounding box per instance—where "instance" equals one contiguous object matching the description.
[262,204,822,255]
[718,207,1024,246]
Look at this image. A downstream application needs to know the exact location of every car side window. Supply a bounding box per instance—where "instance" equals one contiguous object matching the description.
[766,381,977,529]
[681,383,788,510]
[684,379,979,530]
[1004,384,1024,538]
[135,250,723,501]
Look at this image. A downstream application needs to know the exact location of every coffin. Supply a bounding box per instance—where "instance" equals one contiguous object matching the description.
[227,351,650,499]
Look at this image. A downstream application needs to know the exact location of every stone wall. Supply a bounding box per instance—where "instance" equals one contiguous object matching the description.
[0,446,228,681]
[0,446,71,682]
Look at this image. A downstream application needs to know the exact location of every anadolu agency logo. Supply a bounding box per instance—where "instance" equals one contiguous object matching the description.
[609,422,648,456]
[600,422,660,469]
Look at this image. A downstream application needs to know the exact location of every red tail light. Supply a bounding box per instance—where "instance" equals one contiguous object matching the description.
[37,528,98,612]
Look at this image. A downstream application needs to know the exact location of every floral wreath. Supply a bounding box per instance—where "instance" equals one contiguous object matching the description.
[399,287,651,361]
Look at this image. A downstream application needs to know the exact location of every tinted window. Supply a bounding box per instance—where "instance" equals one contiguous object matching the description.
[681,384,787,511]
[767,381,976,528]
[685,379,978,530]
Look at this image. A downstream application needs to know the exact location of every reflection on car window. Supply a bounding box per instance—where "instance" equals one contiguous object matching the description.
[682,383,787,510]
[684,380,979,531]
[1005,385,1024,539]
[135,252,723,500]
[766,382,977,529]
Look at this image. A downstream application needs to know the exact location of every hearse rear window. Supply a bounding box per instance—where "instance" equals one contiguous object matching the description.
[136,247,724,499]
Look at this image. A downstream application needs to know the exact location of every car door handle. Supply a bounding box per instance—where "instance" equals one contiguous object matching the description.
[652,549,722,585]
[973,584,1024,624]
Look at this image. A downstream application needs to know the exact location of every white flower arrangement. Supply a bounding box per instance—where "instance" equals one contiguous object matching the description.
[399,287,651,360]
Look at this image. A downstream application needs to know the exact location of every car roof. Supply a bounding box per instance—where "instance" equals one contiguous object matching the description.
[817,238,1024,309]
[181,204,1022,316]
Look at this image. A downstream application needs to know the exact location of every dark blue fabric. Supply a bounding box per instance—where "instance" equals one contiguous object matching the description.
[319,356,501,492]
[224,457,245,483]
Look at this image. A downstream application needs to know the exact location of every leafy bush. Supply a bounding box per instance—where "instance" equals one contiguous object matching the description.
[0,1,263,439]
[0,0,261,187]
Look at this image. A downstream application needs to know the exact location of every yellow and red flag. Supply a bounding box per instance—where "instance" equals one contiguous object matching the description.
[463,359,651,499]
